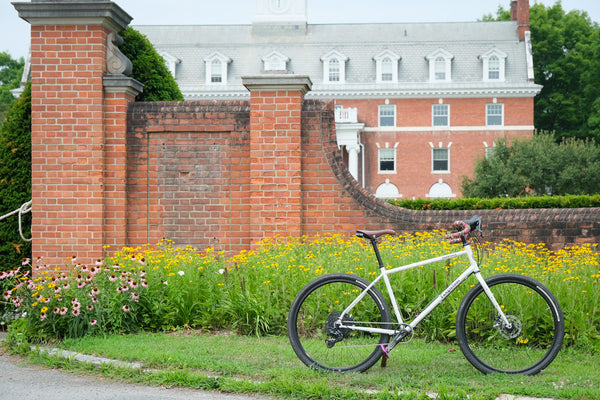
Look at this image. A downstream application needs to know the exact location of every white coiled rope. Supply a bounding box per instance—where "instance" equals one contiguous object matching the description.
[0,200,32,242]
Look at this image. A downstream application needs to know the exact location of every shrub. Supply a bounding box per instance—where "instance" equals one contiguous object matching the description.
[0,82,31,276]
[118,27,184,102]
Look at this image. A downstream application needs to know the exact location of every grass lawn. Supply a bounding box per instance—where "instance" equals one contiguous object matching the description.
[33,330,598,400]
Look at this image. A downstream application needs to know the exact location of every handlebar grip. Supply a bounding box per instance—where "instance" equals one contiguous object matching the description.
[446,216,481,244]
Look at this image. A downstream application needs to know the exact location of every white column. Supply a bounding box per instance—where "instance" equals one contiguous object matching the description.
[346,143,360,181]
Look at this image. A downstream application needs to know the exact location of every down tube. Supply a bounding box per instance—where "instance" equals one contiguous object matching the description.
[409,265,475,329]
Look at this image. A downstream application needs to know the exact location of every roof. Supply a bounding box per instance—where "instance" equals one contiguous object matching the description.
[134,20,541,99]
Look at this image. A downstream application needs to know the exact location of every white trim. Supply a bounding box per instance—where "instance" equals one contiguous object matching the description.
[426,49,453,82]
[480,48,508,82]
[364,125,534,132]
[204,51,232,85]
[321,50,349,84]
[374,50,400,84]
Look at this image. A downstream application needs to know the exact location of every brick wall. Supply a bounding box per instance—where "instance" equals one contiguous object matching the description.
[125,98,600,253]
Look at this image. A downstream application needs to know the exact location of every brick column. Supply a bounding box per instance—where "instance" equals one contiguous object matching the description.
[242,75,312,242]
[13,1,140,267]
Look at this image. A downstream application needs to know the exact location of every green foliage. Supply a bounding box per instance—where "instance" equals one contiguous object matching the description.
[460,133,600,198]
[2,234,597,353]
[0,52,25,123]
[0,82,31,277]
[530,3,600,142]
[118,27,184,102]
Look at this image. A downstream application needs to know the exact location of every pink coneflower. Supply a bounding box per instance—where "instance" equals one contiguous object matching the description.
[112,263,120,270]
[131,292,139,302]
[12,296,22,307]
[40,312,47,322]
[22,258,30,266]
[122,305,130,312]
[53,307,60,314]
[3,291,11,300]
[71,255,77,263]
[121,285,129,292]
[62,283,70,290]
[60,307,67,315]
[86,305,94,311]
[140,270,146,277]
[109,274,117,282]
[141,280,148,288]
[116,286,122,293]
[129,255,136,262]
[90,319,97,326]
[72,308,81,317]
[90,287,100,296]
[91,297,98,303]
[96,259,103,266]
[138,257,146,266]
[130,280,138,289]
[77,282,86,289]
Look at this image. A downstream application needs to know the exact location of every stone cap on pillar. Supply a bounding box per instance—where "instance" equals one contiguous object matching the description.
[242,74,312,95]
[13,0,132,32]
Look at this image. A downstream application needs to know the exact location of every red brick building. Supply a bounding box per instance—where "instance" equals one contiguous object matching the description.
[136,0,539,200]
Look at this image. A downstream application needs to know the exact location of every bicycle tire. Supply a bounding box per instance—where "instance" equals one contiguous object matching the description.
[287,273,392,372]
[456,273,564,375]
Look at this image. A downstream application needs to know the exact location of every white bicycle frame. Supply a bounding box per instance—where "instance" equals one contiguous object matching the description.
[338,243,511,336]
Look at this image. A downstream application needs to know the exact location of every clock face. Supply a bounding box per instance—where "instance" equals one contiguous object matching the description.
[269,0,291,13]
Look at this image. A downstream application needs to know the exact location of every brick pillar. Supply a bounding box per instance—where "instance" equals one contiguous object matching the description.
[242,75,312,242]
[13,1,141,267]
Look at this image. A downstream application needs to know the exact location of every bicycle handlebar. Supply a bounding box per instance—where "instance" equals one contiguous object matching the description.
[446,215,481,245]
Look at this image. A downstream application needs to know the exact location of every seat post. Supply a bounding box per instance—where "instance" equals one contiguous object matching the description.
[370,239,386,269]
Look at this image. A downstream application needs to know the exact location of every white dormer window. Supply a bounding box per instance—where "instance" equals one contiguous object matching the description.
[158,51,181,79]
[204,52,232,85]
[480,49,507,82]
[262,50,290,72]
[321,50,348,84]
[374,50,400,83]
[426,49,453,82]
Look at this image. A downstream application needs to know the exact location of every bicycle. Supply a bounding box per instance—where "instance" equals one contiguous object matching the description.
[287,216,565,375]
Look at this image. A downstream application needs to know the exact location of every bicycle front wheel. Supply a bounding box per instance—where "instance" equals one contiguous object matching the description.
[287,273,392,372]
[456,273,564,375]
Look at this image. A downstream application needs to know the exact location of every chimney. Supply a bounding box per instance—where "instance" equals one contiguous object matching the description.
[511,0,530,40]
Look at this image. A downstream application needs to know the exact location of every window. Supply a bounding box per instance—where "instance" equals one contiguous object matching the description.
[426,49,453,82]
[481,49,507,82]
[381,58,393,81]
[379,148,395,172]
[432,148,449,172]
[432,104,449,127]
[485,146,495,159]
[488,56,500,80]
[379,105,395,127]
[204,52,231,85]
[321,50,348,84]
[211,59,222,83]
[435,57,446,80]
[486,103,504,126]
[374,50,400,83]
[328,59,340,82]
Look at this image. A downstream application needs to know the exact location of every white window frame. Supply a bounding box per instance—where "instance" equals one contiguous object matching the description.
[432,104,449,127]
[157,51,181,79]
[204,51,232,85]
[432,147,450,173]
[378,104,396,127]
[374,50,400,83]
[481,48,507,82]
[378,147,396,173]
[321,50,348,84]
[486,103,504,126]
[426,49,453,82]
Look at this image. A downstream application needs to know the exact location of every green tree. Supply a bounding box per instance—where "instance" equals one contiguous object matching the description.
[482,2,600,142]
[119,27,184,102]
[530,2,600,142]
[0,52,25,124]
[462,133,600,197]
[0,81,31,273]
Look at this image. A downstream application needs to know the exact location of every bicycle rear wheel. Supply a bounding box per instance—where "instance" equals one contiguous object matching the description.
[287,273,392,372]
[456,273,564,375]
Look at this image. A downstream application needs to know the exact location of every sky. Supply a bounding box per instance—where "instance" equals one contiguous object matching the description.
[2,0,600,60]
